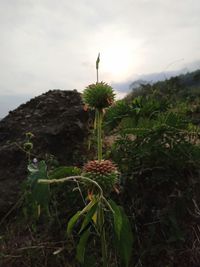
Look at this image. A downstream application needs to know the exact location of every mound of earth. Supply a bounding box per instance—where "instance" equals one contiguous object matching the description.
[0,89,90,215]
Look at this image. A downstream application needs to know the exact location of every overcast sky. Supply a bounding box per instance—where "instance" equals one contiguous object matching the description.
[0,0,200,117]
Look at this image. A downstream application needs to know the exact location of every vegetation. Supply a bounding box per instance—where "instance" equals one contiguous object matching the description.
[125,70,200,126]
[111,112,199,266]
[104,70,200,266]
[0,68,200,266]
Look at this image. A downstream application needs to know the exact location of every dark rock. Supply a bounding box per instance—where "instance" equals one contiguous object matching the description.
[0,89,90,215]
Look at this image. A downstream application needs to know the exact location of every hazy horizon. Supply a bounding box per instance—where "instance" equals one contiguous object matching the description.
[0,64,199,119]
[0,0,199,117]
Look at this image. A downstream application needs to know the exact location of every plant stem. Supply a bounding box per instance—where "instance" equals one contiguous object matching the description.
[97,109,103,161]
[96,106,107,266]
[39,176,104,197]
[98,204,108,267]
[97,68,99,83]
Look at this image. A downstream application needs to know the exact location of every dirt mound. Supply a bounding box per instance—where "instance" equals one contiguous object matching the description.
[0,89,90,215]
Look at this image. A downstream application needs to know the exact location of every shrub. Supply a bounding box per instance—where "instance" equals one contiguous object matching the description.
[111,112,200,266]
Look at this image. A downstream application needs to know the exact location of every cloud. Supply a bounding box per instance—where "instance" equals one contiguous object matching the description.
[0,0,199,116]
[0,94,31,119]
[113,59,200,94]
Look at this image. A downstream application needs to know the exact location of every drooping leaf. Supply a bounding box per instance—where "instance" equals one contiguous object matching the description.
[79,202,98,234]
[67,211,81,236]
[27,161,50,212]
[32,182,49,207]
[109,201,133,267]
[118,207,133,267]
[109,200,123,240]
[80,199,97,215]
[76,229,90,264]
[67,200,97,236]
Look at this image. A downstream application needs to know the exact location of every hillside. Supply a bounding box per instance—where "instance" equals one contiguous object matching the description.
[123,69,200,126]
[128,69,200,103]
[0,78,199,267]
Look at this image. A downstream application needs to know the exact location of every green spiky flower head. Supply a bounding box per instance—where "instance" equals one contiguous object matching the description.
[82,160,119,193]
[83,82,115,109]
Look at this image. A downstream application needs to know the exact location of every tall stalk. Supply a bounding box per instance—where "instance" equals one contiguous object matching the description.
[95,53,108,266]
[81,54,116,266]
[96,108,108,266]
[96,108,107,266]
[96,53,102,161]
[98,203,108,267]
[97,108,103,161]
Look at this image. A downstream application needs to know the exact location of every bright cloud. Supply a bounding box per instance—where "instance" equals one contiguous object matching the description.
[0,0,199,117]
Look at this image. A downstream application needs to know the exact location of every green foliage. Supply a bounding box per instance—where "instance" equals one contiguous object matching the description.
[23,164,82,222]
[104,100,130,130]
[49,166,81,179]
[79,202,98,234]
[83,82,115,109]
[111,110,200,266]
[26,160,50,217]
[25,71,128,267]
[113,112,199,180]
[67,198,97,236]
[109,200,123,240]
[104,95,169,131]
[130,72,197,101]
[126,70,200,125]
[76,228,90,263]
[66,197,98,265]
[109,200,133,267]
[66,194,133,267]
[118,207,133,267]
[3,68,200,267]
[66,210,81,236]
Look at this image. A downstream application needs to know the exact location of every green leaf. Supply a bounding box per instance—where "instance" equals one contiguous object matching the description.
[76,229,90,264]
[32,183,49,207]
[49,166,81,179]
[80,199,97,215]
[67,200,98,236]
[67,211,81,236]
[109,200,123,240]
[109,201,133,267]
[28,161,47,184]
[28,161,50,211]
[79,202,98,234]
[118,207,133,267]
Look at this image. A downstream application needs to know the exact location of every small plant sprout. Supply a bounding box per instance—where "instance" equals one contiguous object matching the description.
[22,132,34,162]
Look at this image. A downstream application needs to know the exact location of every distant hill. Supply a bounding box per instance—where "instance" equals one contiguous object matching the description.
[113,60,200,95]
[128,69,200,102]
